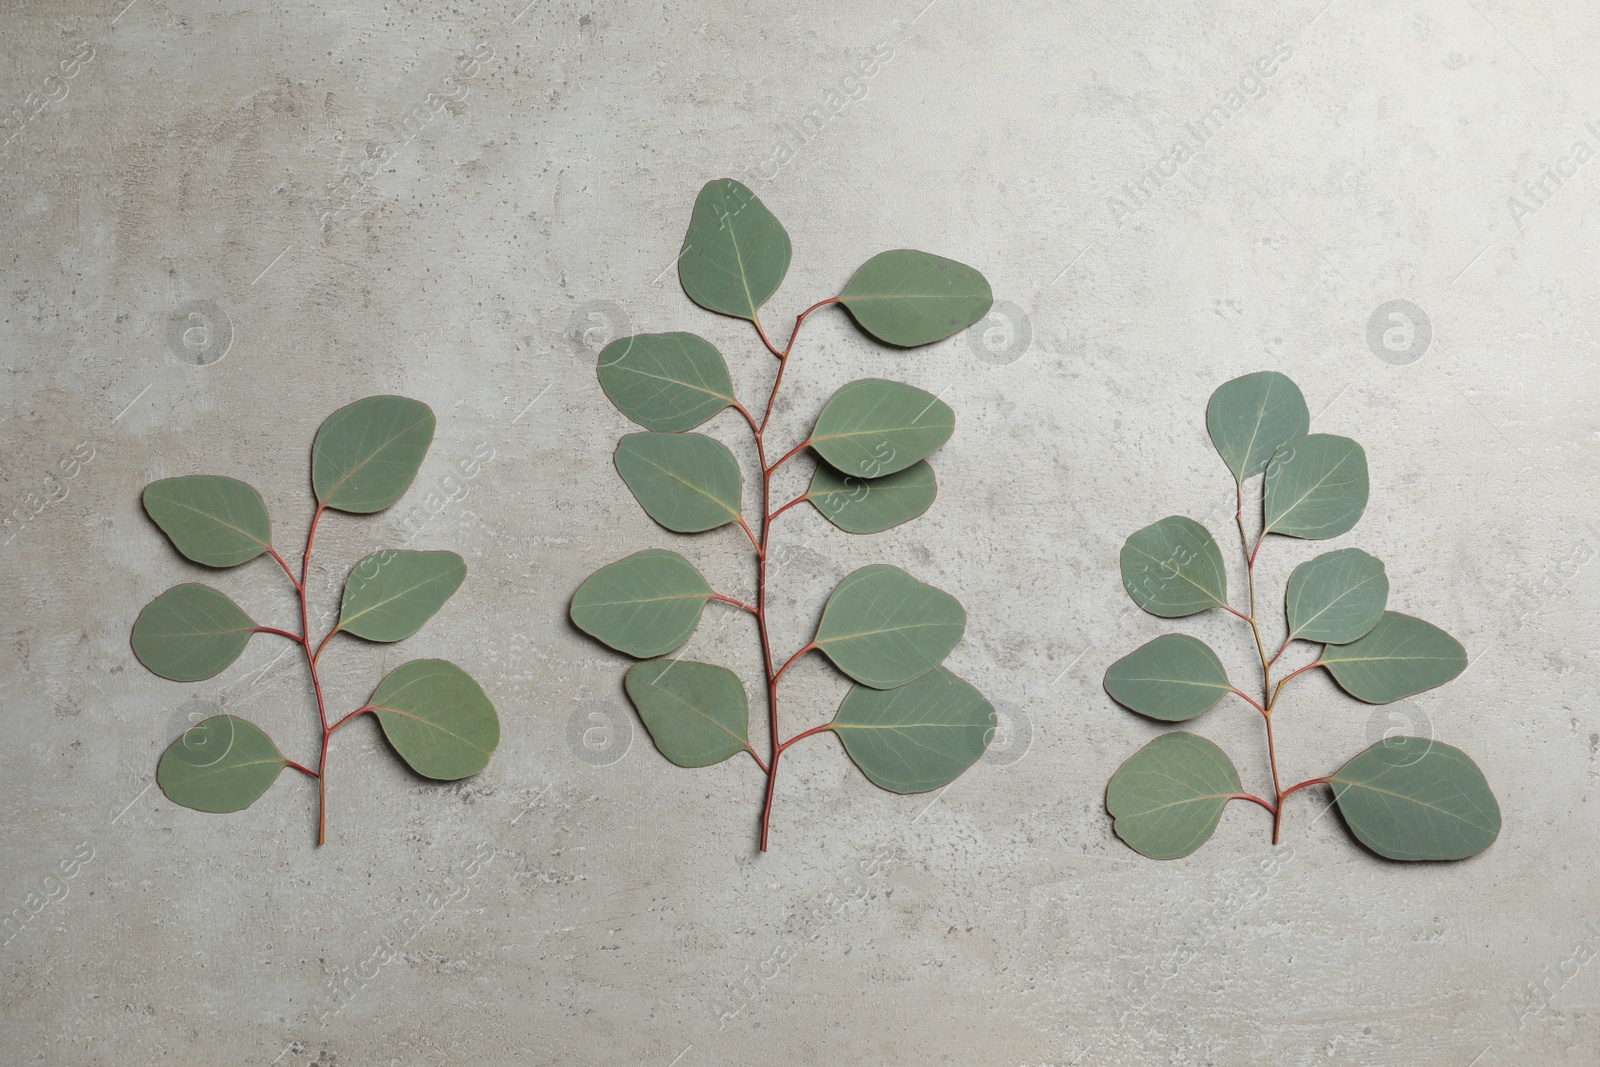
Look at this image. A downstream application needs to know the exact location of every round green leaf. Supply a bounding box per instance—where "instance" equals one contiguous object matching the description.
[1262,434,1369,539]
[614,432,743,533]
[807,460,937,534]
[1106,732,1243,859]
[1104,634,1231,722]
[597,332,735,432]
[337,550,466,642]
[311,395,436,514]
[625,660,751,768]
[368,659,499,780]
[678,178,791,321]
[838,250,993,348]
[1205,371,1310,485]
[142,475,272,568]
[570,550,714,658]
[809,379,955,478]
[1330,738,1500,860]
[813,564,965,689]
[132,583,258,682]
[1321,611,1468,703]
[1119,516,1229,618]
[832,668,995,793]
[1285,548,1388,644]
[157,715,286,813]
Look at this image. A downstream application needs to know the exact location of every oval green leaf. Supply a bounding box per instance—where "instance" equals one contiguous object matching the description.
[1330,738,1500,860]
[132,583,258,682]
[1119,516,1229,618]
[678,178,791,321]
[142,475,272,568]
[597,332,735,432]
[1205,371,1310,485]
[809,379,955,478]
[625,660,751,768]
[368,659,499,780]
[1104,634,1232,722]
[1106,732,1243,859]
[157,715,286,813]
[1321,611,1468,703]
[614,432,743,533]
[1285,548,1388,644]
[832,668,995,793]
[311,395,436,514]
[807,460,937,534]
[838,250,993,348]
[1261,434,1369,539]
[813,564,965,689]
[337,549,466,642]
[570,550,714,658]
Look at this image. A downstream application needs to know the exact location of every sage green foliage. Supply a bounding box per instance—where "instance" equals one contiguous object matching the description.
[338,550,466,642]
[625,660,752,767]
[142,476,271,568]
[1103,634,1231,722]
[614,432,743,533]
[597,332,736,432]
[807,461,937,534]
[368,659,499,780]
[1105,732,1242,860]
[838,250,993,347]
[1105,372,1495,861]
[831,668,995,793]
[1330,738,1501,860]
[133,583,257,681]
[813,565,966,690]
[156,716,286,814]
[135,398,498,831]
[312,395,436,514]
[570,549,713,658]
[809,379,955,478]
[1120,516,1229,618]
[573,178,995,848]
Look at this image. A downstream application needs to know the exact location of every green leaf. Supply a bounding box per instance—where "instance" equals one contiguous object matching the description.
[368,659,499,780]
[1285,548,1388,644]
[132,583,258,682]
[1104,634,1232,722]
[142,476,272,568]
[614,432,743,533]
[1330,738,1500,860]
[807,460,937,534]
[838,250,993,347]
[1205,371,1310,485]
[311,395,436,514]
[337,550,466,642]
[624,660,751,768]
[1321,611,1468,703]
[813,564,965,689]
[832,668,995,793]
[678,178,791,321]
[1119,516,1229,618]
[1261,434,1369,539]
[570,550,714,658]
[597,332,736,432]
[809,379,955,478]
[157,715,287,813]
[1106,732,1243,859]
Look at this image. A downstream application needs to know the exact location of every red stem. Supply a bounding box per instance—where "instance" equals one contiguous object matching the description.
[1229,687,1267,716]
[254,626,305,644]
[1230,792,1276,815]
[1267,636,1291,668]
[766,439,812,474]
[330,706,374,733]
[778,723,834,754]
[283,758,319,778]
[293,503,335,846]
[768,493,809,524]
[711,593,759,614]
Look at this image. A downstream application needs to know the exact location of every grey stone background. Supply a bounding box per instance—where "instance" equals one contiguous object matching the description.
[2,0,1596,1063]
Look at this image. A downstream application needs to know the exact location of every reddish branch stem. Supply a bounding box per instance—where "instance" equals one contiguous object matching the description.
[778,723,835,754]
[746,296,841,852]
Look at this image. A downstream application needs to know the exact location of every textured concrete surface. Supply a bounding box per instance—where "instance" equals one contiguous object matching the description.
[3,1,1598,1064]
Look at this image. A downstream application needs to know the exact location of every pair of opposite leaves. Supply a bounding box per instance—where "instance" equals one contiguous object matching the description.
[571,177,999,795]
[1105,371,1499,861]
[134,396,499,814]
